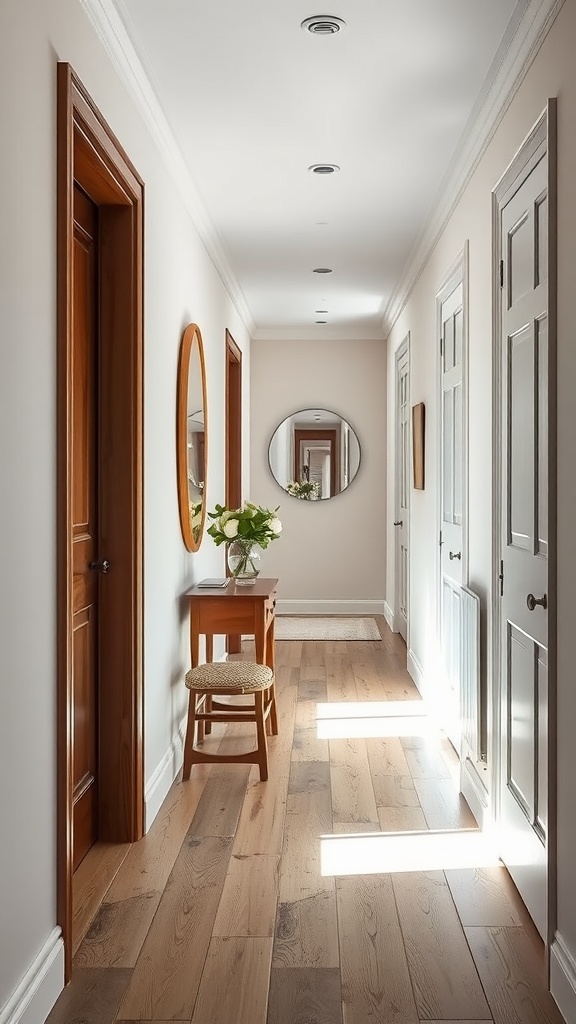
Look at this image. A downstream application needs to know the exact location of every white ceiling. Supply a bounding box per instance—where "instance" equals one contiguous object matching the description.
[114,0,523,339]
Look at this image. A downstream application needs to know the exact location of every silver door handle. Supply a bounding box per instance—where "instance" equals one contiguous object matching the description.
[526,592,547,611]
[393,520,403,527]
[449,551,461,560]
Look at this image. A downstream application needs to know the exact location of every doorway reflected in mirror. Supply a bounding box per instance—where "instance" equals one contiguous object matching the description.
[268,408,361,500]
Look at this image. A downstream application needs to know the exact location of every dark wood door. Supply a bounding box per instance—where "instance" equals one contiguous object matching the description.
[72,184,99,870]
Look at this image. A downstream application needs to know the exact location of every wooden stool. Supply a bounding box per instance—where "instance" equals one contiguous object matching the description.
[182,661,278,782]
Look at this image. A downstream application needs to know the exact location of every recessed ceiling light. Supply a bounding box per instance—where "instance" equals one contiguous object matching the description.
[315,309,328,313]
[315,320,327,324]
[313,268,332,274]
[309,163,340,175]
[301,15,346,35]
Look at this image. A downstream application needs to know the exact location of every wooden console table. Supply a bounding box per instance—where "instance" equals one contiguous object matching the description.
[185,577,278,671]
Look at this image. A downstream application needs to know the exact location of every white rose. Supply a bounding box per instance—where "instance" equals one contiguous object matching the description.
[223,518,239,539]
[269,517,282,535]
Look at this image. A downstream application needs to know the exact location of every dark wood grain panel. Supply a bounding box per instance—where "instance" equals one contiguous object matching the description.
[267,967,343,1024]
[73,892,160,967]
[273,893,339,968]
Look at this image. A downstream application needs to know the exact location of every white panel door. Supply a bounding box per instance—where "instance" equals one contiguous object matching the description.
[395,342,410,641]
[439,280,465,744]
[499,152,548,938]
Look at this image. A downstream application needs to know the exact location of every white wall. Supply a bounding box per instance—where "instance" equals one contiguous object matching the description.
[385,3,576,1017]
[251,340,386,612]
[0,0,250,1018]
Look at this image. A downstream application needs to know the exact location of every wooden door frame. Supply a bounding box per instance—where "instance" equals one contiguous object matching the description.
[225,330,242,510]
[57,63,144,977]
[294,428,338,496]
[490,101,557,956]
[225,330,242,653]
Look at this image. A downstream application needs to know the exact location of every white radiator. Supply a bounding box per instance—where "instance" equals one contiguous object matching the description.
[441,580,481,760]
[459,585,481,760]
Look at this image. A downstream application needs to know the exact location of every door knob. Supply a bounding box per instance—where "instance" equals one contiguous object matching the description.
[393,520,403,527]
[449,551,461,560]
[89,558,111,574]
[526,592,547,611]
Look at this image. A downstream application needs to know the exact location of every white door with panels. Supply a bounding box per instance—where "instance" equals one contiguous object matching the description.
[496,119,552,940]
[394,339,410,642]
[439,275,466,747]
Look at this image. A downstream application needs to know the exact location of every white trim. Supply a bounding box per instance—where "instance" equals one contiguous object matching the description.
[275,599,385,617]
[551,934,576,1024]
[407,648,425,696]
[393,334,410,643]
[0,930,64,1024]
[382,0,564,336]
[383,601,395,632]
[80,0,255,335]
[460,756,491,831]
[144,718,186,831]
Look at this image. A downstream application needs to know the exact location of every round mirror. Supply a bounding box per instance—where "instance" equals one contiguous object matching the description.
[268,408,361,500]
[177,323,207,550]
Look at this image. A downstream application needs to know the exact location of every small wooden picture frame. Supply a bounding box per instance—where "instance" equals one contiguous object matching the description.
[412,402,425,490]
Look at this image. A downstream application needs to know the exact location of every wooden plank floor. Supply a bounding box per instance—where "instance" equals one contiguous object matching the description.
[47,617,565,1024]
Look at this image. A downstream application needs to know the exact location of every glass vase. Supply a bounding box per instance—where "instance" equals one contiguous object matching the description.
[227,538,261,585]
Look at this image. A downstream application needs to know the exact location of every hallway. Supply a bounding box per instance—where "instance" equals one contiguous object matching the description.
[48,622,563,1024]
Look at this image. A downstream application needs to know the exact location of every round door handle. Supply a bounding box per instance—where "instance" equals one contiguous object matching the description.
[526,592,547,611]
[449,551,461,561]
[89,558,111,574]
[393,520,403,527]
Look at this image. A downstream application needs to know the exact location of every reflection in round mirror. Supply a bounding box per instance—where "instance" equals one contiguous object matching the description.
[177,323,207,551]
[268,408,361,500]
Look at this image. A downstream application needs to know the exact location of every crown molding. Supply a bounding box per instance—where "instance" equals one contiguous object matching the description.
[382,0,565,336]
[80,0,256,335]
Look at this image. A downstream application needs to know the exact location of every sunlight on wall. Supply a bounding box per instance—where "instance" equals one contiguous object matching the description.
[320,829,501,876]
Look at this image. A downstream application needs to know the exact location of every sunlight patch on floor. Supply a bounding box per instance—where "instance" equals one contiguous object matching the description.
[320,829,501,875]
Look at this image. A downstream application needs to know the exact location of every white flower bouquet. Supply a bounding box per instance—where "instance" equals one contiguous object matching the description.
[206,501,282,548]
[286,479,320,500]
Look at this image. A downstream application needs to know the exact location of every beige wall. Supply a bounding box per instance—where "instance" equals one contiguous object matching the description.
[385,3,576,1016]
[251,340,386,610]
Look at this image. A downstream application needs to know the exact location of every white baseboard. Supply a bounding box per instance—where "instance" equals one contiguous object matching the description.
[383,602,395,631]
[275,599,386,616]
[551,932,576,1024]
[144,717,187,831]
[407,648,425,696]
[0,929,64,1024]
[460,756,491,830]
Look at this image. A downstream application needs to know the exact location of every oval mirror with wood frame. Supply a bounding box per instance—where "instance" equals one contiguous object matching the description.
[177,323,208,551]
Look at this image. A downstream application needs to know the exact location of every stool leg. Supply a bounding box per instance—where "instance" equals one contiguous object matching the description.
[182,690,199,781]
[254,689,269,782]
[268,680,278,736]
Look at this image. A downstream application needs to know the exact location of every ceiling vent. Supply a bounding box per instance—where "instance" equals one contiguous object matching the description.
[301,15,346,35]
[309,163,340,175]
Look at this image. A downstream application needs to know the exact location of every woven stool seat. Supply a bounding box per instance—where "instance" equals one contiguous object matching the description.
[185,661,273,694]
[182,660,278,782]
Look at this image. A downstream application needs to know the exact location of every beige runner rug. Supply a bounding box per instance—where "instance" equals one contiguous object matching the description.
[275,616,381,641]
